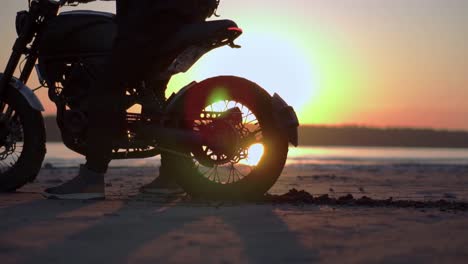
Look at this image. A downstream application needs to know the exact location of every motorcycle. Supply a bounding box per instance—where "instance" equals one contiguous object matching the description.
[0,0,299,199]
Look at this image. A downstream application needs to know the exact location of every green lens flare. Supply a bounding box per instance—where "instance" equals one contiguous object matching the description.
[207,87,230,105]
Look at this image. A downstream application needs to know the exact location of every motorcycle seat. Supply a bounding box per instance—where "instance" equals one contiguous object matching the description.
[59,10,115,20]
[161,19,239,52]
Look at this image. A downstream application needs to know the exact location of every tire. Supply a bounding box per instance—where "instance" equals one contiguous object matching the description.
[163,76,289,200]
[0,87,46,192]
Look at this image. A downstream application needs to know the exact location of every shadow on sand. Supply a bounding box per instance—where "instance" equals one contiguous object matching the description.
[0,192,318,264]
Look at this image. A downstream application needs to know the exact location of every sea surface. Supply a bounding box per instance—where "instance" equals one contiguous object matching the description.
[30,143,468,201]
[44,143,468,168]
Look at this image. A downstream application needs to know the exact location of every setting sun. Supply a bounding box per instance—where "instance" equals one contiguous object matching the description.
[243,143,265,166]
[168,18,319,125]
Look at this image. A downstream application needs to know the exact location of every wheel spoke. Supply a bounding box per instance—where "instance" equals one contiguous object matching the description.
[0,102,25,172]
[192,99,265,184]
[233,167,243,182]
[214,166,220,183]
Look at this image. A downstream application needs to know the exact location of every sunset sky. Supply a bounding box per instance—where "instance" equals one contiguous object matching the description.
[1,0,467,130]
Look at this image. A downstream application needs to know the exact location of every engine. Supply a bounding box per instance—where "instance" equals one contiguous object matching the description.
[43,60,102,141]
[61,62,97,136]
[37,10,116,142]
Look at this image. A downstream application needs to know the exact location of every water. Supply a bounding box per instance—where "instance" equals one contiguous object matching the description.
[36,143,468,201]
[44,143,468,168]
[287,146,468,165]
[45,143,159,168]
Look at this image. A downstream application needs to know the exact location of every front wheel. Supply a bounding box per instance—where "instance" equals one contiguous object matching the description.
[0,87,46,192]
[163,76,289,200]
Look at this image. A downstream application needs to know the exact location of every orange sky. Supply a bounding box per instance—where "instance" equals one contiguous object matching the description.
[1,0,467,130]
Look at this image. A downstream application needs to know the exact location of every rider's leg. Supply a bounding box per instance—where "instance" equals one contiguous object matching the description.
[85,41,130,174]
[44,5,198,198]
[42,36,133,199]
[132,15,190,193]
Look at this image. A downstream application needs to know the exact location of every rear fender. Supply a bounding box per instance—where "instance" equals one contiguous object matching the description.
[165,81,198,113]
[160,20,242,78]
[0,73,45,112]
[272,93,299,146]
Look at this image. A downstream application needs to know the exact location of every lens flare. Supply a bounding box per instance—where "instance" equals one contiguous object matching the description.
[207,87,229,106]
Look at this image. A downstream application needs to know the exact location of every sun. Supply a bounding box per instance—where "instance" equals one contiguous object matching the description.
[168,30,318,122]
[239,143,265,166]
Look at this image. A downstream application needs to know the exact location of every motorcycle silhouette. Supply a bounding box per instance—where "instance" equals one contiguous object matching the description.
[0,0,299,199]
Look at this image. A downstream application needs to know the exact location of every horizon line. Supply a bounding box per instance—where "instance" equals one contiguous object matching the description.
[41,115,468,132]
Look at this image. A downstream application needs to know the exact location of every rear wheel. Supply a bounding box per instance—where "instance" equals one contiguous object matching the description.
[0,88,46,192]
[163,76,289,200]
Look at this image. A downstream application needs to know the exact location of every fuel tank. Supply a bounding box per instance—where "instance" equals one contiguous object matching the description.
[38,10,116,58]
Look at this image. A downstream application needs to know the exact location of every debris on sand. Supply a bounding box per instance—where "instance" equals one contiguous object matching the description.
[264,189,468,212]
[43,163,54,169]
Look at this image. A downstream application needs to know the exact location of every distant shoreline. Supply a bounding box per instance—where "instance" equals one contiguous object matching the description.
[298,125,468,148]
[43,116,468,148]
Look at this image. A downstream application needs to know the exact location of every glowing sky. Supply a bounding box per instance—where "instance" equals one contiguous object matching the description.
[0,0,467,129]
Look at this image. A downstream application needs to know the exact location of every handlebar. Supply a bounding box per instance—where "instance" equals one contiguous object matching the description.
[59,0,109,5]
[42,0,86,7]
[29,0,70,7]
[35,0,220,19]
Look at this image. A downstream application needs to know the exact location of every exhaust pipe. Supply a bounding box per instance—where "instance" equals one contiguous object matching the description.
[146,124,204,153]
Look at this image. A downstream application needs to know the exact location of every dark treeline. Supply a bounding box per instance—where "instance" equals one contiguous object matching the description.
[44,116,468,148]
[299,125,468,148]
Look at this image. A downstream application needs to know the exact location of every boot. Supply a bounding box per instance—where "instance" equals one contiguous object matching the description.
[139,163,184,195]
[42,165,105,200]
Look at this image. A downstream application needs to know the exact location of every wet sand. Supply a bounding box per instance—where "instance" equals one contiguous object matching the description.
[1,164,468,263]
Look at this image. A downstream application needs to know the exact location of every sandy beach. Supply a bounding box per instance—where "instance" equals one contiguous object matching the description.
[1,160,468,264]
[1,192,467,264]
